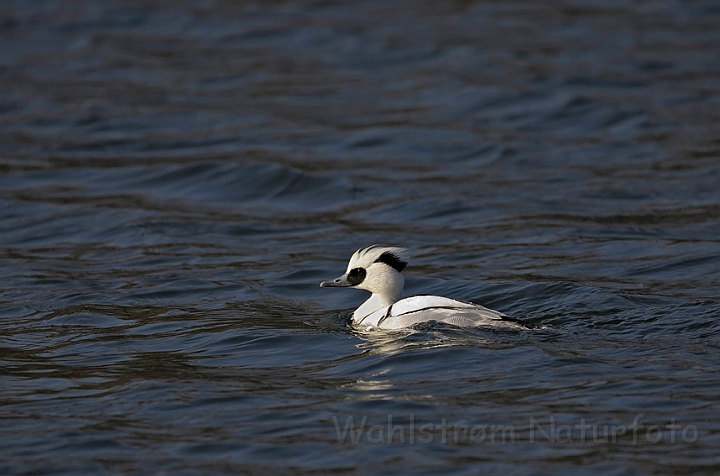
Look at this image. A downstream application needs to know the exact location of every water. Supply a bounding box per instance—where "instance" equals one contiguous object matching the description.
[1,0,720,474]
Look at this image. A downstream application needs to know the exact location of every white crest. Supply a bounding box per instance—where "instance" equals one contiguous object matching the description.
[346,245,408,272]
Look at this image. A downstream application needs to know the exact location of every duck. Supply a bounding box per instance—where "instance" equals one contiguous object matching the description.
[320,245,528,330]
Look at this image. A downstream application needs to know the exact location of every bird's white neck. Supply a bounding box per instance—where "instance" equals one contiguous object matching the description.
[352,272,404,323]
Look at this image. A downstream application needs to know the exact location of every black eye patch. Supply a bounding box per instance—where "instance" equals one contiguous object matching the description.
[347,267,366,285]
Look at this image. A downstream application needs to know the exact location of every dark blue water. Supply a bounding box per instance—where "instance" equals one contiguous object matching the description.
[2,1,720,474]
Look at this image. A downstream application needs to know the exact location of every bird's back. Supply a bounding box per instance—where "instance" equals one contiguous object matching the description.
[355,295,526,330]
